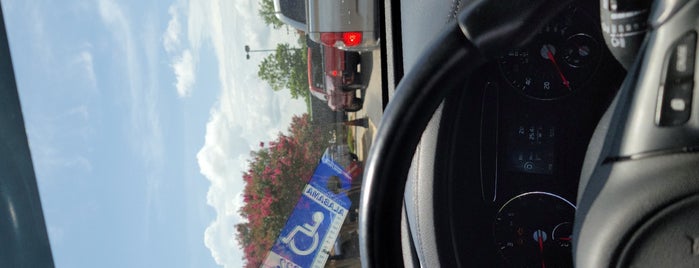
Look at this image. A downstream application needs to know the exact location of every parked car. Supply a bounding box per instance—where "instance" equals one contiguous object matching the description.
[273,0,306,31]
[309,36,364,91]
[323,46,363,92]
[306,0,379,51]
[275,0,379,53]
[307,37,364,112]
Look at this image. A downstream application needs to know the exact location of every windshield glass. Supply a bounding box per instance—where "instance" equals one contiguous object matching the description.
[3,0,384,267]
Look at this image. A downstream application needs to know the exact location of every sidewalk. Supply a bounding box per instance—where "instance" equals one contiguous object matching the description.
[347,112,377,162]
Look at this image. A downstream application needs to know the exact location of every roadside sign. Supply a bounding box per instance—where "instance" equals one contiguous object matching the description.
[262,152,352,268]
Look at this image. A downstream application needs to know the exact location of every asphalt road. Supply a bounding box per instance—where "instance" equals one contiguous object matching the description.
[326,48,385,267]
[347,49,384,161]
[357,50,384,127]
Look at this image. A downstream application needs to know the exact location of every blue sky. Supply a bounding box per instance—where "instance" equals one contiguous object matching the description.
[2,0,305,267]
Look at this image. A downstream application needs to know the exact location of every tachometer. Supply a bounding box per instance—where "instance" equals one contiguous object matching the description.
[494,191,575,267]
[498,8,600,100]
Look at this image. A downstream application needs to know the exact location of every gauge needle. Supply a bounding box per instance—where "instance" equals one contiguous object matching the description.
[538,230,546,268]
[545,48,572,91]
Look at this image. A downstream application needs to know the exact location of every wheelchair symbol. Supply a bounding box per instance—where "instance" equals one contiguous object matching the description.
[281,211,324,256]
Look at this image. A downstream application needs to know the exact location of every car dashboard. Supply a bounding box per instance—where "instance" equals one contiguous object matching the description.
[401,2,627,267]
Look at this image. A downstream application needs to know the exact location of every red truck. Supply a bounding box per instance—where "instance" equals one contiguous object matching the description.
[307,36,365,112]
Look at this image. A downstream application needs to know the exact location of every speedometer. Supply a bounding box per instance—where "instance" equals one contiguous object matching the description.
[498,8,600,100]
[494,192,576,267]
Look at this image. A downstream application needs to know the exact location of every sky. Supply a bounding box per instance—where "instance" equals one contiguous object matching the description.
[2,0,306,267]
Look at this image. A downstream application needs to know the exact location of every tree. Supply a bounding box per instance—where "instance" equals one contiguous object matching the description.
[258,0,284,29]
[258,43,310,103]
[235,114,333,267]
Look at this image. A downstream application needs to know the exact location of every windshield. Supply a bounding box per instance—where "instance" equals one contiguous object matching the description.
[3,0,383,267]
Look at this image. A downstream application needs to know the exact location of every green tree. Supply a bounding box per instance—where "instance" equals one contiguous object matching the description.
[258,43,310,102]
[235,114,333,267]
[259,0,284,29]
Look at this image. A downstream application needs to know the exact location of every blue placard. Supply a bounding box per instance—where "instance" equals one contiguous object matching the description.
[262,152,352,268]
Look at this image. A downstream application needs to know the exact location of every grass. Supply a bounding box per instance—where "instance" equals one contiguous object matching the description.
[305,95,311,115]
[346,127,355,154]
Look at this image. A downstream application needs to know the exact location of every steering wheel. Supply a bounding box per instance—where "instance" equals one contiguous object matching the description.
[359,0,699,267]
[358,0,572,266]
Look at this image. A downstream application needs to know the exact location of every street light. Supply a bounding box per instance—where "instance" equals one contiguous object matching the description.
[245,45,278,60]
[244,45,302,60]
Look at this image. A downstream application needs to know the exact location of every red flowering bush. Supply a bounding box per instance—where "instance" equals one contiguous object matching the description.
[235,114,332,267]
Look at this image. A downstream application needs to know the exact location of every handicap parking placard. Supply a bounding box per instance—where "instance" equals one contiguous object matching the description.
[262,153,352,268]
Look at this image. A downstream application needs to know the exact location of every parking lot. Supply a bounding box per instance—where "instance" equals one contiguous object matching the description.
[349,49,384,162]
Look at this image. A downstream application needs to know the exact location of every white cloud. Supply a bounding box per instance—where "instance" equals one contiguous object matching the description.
[98,0,164,229]
[186,0,207,52]
[143,17,166,224]
[29,104,94,166]
[164,2,198,98]
[180,0,306,266]
[173,49,196,97]
[163,5,181,53]
[76,50,97,89]
[197,115,249,265]
[98,0,164,159]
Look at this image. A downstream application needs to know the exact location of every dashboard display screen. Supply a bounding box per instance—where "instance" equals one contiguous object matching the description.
[506,123,556,175]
